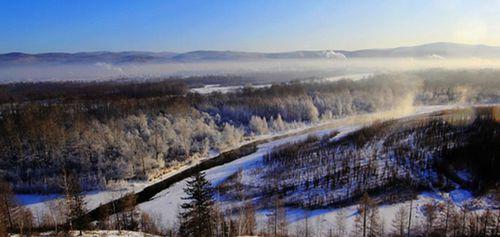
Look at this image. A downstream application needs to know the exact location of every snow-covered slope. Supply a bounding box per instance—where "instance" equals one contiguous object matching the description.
[136,105,479,227]
[138,123,358,225]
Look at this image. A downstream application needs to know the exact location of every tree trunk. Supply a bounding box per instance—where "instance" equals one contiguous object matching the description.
[407,199,412,237]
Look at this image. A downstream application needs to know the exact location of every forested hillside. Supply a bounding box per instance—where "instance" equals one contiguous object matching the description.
[1,69,499,193]
[217,106,499,209]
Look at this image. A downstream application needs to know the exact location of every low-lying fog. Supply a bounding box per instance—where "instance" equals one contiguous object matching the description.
[2,57,500,83]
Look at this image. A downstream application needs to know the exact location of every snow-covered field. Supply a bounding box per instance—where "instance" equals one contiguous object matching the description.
[322,72,373,82]
[190,83,271,94]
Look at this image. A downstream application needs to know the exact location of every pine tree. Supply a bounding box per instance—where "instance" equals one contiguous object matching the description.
[179,172,215,237]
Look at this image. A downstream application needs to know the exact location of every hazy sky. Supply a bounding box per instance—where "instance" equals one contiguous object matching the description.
[1,0,500,53]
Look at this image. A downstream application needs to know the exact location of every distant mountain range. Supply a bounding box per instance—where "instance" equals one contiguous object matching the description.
[2,42,500,65]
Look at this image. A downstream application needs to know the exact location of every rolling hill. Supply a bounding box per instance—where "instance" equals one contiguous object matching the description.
[2,42,500,66]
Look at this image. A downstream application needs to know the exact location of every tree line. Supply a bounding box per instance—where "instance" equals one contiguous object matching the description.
[2,171,498,236]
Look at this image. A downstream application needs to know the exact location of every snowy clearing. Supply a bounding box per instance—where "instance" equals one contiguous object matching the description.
[190,84,271,94]
[322,72,374,82]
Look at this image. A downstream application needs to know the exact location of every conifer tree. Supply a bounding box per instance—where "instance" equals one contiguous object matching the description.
[179,172,215,237]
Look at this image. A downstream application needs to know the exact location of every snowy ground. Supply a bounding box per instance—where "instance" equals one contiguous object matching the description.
[18,182,148,221]
[322,72,374,82]
[190,83,271,94]
[281,189,492,236]
[138,122,359,227]
[11,230,161,237]
[137,104,473,228]
[189,72,374,94]
[18,104,491,230]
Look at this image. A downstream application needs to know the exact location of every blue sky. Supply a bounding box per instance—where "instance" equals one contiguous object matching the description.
[1,0,499,53]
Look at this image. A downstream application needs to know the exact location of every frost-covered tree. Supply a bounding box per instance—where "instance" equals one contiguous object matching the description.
[321,110,334,121]
[271,114,287,132]
[304,100,319,122]
[220,123,243,149]
[2,70,499,194]
[249,115,269,135]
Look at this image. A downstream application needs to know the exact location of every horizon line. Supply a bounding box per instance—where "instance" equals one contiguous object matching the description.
[2,41,499,55]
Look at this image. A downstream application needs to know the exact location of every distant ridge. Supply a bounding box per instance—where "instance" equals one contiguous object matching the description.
[2,42,500,65]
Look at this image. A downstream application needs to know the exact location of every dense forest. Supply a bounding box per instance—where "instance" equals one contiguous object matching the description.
[217,106,499,210]
[0,69,499,193]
